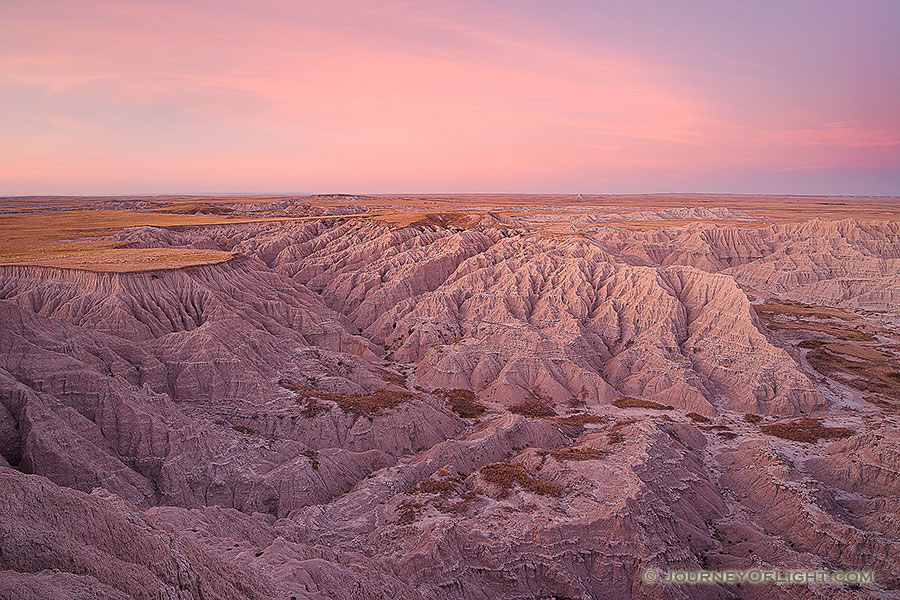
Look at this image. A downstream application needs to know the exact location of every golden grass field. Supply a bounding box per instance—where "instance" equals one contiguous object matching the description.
[0,206,316,271]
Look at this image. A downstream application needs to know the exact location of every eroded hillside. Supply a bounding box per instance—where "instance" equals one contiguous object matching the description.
[1,196,899,599]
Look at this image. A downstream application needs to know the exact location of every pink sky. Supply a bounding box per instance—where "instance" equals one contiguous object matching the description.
[2,0,899,195]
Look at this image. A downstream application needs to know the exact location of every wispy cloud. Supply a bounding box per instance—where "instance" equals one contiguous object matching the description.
[1,0,898,194]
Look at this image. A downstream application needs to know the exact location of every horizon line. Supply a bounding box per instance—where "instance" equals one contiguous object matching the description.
[2,191,898,200]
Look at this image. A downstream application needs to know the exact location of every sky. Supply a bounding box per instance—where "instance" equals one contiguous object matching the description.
[1,0,899,196]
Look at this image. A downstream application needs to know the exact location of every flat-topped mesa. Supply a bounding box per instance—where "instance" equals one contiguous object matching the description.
[0,255,240,295]
[0,257,253,339]
[0,256,365,347]
[0,248,237,273]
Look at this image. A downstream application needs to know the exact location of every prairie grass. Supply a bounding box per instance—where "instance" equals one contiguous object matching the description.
[479,461,562,497]
[437,389,487,418]
[280,380,415,417]
[540,446,607,461]
[760,418,853,443]
[613,396,673,410]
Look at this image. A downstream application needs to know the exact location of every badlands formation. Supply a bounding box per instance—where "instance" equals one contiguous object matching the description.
[1,194,899,600]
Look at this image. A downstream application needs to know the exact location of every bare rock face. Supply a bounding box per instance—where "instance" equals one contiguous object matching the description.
[0,570,132,600]
[0,467,271,600]
[254,222,821,416]
[0,259,465,513]
[285,416,729,600]
[717,438,900,589]
[2,211,900,599]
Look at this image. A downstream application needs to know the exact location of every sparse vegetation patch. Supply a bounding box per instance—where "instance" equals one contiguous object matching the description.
[301,449,320,470]
[280,379,416,417]
[396,500,422,525]
[300,396,330,418]
[806,346,900,400]
[753,300,857,321]
[479,461,563,497]
[540,446,607,461]
[331,389,415,416]
[798,339,827,349]
[437,388,487,418]
[753,300,877,341]
[510,400,557,418]
[437,490,481,514]
[613,396,673,410]
[606,419,635,444]
[409,470,459,495]
[380,371,408,388]
[405,468,483,514]
[760,418,854,443]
